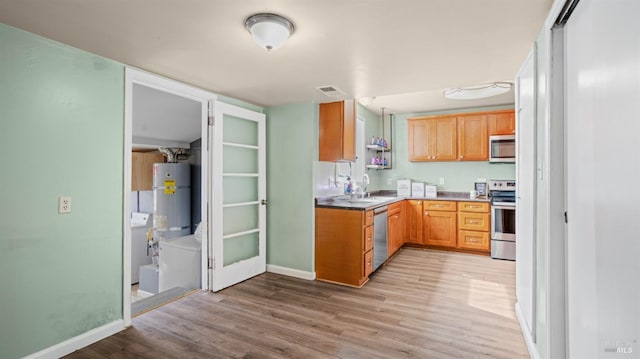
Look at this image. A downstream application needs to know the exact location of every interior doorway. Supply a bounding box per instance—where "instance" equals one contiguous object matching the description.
[123,68,215,325]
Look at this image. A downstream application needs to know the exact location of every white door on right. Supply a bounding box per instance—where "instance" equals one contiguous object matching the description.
[565,0,640,357]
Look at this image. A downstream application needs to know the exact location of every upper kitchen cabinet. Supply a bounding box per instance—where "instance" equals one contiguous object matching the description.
[408,109,514,162]
[132,151,165,191]
[488,110,516,135]
[319,99,356,162]
[457,114,488,161]
[408,116,456,161]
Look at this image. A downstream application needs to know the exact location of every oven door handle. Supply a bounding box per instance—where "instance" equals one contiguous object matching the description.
[492,205,515,210]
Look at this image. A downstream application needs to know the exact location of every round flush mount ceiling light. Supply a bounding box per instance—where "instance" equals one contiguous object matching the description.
[244,13,295,52]
[443,82,513,100]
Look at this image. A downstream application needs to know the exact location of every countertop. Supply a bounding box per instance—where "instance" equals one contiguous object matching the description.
[315,191,490,211]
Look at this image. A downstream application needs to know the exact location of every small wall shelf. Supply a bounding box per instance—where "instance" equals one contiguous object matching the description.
[366,144,392,170]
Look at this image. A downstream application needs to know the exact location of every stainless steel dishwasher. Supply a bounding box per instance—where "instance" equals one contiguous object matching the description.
[373,205,388,271]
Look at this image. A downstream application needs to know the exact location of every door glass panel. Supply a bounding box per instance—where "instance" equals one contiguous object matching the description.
[223,146,258,173]
[223,177,258,204]
[223,232,259,266]
[223,204,258,236]
[223,114,258,146]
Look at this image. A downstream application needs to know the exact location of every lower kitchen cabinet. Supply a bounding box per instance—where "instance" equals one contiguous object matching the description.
[406,200,423,244]
[458,230,490,251]
[315,207,372,287]
[457,201,491,252]
[387,202,404,257]
[423,201,457,248]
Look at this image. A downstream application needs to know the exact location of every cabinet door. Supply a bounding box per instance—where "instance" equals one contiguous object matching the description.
[458,115,488,160]
[342,99,356,161]
[434,118,457,160]
[488,111,516,135]
[319,99,356,162]
[406,200,423,244]
[424,210,457,247]
[387,210,400,257]
[132,152,164,191]
[408,119,435,161]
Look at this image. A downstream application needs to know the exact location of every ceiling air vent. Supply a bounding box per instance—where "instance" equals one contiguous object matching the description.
[316,85,345,98]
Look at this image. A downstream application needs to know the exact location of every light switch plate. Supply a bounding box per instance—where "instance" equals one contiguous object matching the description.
[439,177,445,185]
[58,196,71,214]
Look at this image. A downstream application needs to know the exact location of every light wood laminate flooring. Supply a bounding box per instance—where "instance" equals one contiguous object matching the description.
[66,248,528,358]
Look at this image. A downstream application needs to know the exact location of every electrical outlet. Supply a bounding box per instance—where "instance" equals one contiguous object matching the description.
[439,177,445,185]
[476,178,487,183]
[58,196,72,214]
[387,178,393,185]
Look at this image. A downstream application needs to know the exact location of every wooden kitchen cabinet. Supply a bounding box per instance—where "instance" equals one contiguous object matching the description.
[132,151,165,191]
[319,99,356,162]
[457,201,491,252]
[408,117,456,161]
[406,200,423,244]
[457,114,488,161]
[408,109,515,162]
[423,201,457,248]
[315,207,373,287]
[387,202,404,257]
[488,110,516,135]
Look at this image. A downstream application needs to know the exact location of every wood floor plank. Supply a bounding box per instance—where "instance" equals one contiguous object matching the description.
[65,249,528,358]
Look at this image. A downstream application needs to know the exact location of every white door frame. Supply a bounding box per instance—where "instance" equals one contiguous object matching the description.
[123,67,216,326]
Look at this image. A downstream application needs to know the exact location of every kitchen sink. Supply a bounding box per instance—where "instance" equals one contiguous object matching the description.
[348,196,395,203]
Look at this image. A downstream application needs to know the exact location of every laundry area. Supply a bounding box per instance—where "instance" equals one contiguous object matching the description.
[129,82,205,315]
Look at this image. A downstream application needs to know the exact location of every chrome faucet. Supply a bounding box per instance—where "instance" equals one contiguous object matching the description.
[361,174,370,197]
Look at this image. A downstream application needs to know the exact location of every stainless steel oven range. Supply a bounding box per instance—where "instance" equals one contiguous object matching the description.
[489,180,516,260]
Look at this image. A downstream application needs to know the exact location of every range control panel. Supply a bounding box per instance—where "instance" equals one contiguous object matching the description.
[488,180,516,191]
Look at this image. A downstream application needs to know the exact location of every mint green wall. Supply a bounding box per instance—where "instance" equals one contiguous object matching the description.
[0,23,124,359]
[360,104,383,190]
[265,103,316,272]
[378,105,516,191]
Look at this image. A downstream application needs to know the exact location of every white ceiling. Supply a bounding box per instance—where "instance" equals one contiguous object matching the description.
[132,84,202,148]
[0,0,553,114]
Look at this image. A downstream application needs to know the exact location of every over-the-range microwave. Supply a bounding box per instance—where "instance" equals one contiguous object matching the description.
[489,135,516,162]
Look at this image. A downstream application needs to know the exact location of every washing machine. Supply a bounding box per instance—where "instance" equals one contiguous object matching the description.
[158,235,201,292]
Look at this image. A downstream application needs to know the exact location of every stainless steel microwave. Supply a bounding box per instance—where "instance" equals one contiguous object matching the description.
[489,135,516,162]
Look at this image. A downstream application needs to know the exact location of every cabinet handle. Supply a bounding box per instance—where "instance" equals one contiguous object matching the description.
[469,220,479,224]
[468,238,478,243]
[424,212,429,216]
[394,215,399,219]
[460,155,463,159]
[435,204,444,207]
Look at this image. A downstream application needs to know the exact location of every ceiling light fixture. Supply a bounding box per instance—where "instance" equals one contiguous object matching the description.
[443,82,512,100]
[244,13,295,52]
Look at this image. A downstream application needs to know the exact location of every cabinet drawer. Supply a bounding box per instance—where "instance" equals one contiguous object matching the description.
[388,201,403,215]
[458,201,489,213]
[458,230,490,251]
[364,226,373,252]
[364,250,373,277]
[365,210,373,227]
[423,201,456,211]
[458,212,490,231]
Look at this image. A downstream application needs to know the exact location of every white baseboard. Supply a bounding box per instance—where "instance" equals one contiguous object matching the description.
[24,319,124,359]
[515,302,540,359]
[266,264,315,280]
